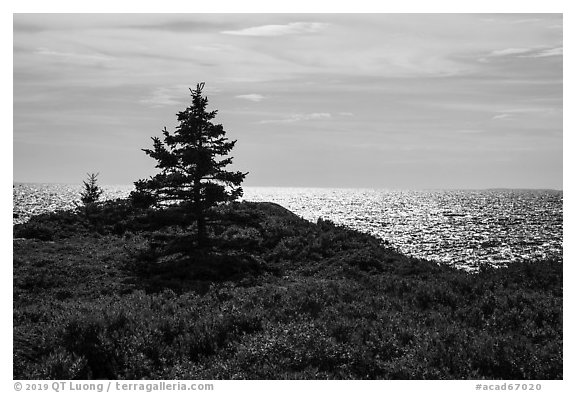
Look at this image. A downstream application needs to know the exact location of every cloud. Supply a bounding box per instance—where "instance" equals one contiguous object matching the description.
[523,47,563,58]
[488,48,533,57]
[127,19,228,33]
[236,94,265,102]
[35,47,112,64]
[483,46,562,61]
[479,17,543,25]
[303,113,331,120]
[140,88,181,107]
[259,112,332,124]
[511,18,542,24]
[492,113,513,120]
[457,129,484,134]
[14,21,46,33]
[139,84,223,108]
[222,22,328,37]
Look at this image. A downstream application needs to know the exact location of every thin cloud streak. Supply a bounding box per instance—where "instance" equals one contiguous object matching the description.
[523,47,563,58]
[486,45,562,59]
[492,113,513,120]
[140,91,180,107]
[236,94,265,102]
[34,47,113,64]
[259,113,332,124]
[510,18,542,24]
[222,22,329,36]
[488,48,533,57]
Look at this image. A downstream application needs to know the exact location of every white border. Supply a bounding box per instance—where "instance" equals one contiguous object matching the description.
[4,1,572,391]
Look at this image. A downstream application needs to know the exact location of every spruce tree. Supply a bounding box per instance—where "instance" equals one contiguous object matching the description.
[80,172,103,205]
[132,83,247,247]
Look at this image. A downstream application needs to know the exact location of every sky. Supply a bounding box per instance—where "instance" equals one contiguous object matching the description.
[13,13,563,189]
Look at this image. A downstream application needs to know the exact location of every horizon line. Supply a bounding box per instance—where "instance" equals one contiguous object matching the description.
[12,181,563,192]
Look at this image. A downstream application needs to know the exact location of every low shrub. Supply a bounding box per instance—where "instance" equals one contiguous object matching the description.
[13,201,563,379]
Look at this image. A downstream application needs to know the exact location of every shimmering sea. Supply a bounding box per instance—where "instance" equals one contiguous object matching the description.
[13,183,563,270]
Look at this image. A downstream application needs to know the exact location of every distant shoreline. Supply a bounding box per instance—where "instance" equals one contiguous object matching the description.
[13,182,563,193]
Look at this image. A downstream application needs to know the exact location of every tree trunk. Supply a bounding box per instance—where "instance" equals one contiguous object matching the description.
[197,214,207,248]
[194,123,207,248]
[193,178,207,248]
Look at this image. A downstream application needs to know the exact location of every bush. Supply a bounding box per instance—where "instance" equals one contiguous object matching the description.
[14,222,54,240]
[13,201,563,379]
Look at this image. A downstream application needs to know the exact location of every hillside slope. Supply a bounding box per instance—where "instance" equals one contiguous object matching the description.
[13,201,562,379]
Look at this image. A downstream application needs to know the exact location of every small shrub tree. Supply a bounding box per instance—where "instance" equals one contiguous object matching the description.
[131,83,247,247]
[80,173,103,205]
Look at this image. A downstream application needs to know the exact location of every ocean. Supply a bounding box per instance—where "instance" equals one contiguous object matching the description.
[13,183,563,271]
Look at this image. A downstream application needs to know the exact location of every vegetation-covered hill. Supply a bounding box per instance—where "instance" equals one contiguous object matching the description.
[13,200,562,379]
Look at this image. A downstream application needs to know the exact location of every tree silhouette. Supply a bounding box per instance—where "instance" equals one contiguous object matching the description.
[131,83,247,247]
[80,173,103,205]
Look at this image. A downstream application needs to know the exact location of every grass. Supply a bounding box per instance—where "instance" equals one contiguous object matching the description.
[13,200,562,379]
